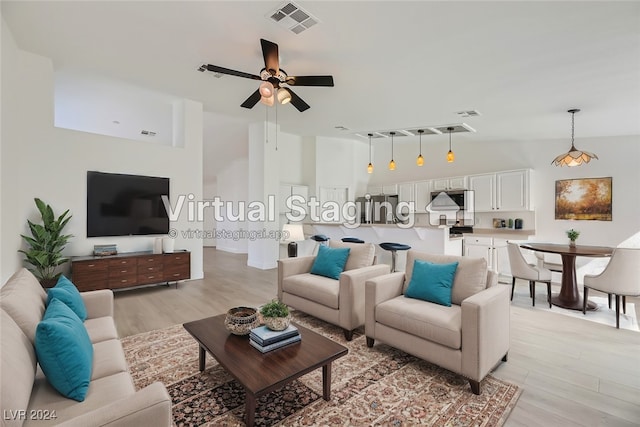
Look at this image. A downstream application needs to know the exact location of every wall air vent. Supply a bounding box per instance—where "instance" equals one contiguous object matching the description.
[267,2,321,34]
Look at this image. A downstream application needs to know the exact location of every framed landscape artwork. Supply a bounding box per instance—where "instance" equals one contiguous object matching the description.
[555,177,612,221]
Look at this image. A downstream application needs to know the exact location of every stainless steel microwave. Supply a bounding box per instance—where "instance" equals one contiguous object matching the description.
[430,190,470,210]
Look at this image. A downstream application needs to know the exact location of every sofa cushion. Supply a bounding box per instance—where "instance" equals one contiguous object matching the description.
[310,245,350,280]
[329,240,376,270]
[47,275,88,321]
[376,295,462,350]
[405,260,458,307]
[1,310,37,427]
[26,371,135,427]
[0,268,47,343]
[84,316,119,344]
[404,251,488,306]
[35,299,94,402]
[282,273,340,309]
[92,339,129,380]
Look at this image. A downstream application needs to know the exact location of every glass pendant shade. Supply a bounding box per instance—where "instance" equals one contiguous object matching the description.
[277,88,292,104]
[552,109,598,167]
[367,133,373,174]
[367,163,373,174]
[259,81,274,97]
[447,150,455,163]
[260,94,274,106]
[388,159,396,170]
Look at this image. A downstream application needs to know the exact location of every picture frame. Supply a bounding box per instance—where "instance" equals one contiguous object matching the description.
[555,177,612,221]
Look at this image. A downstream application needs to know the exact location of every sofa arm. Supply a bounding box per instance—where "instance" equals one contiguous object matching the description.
[460,285,510,382]
[56,382,171,427]
[81,290,114,319]
[338,264,391,331]
[277,256,316,300]
[364,272,406,336]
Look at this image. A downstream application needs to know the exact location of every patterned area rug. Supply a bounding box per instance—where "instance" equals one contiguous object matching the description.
[121,312,521,426]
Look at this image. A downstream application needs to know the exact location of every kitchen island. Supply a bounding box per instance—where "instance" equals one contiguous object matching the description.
[298,223,462,272]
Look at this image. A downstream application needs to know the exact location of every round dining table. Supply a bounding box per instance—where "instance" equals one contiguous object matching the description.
[519,243,614,311]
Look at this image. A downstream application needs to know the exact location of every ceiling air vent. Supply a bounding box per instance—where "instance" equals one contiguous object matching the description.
[140,130,156,136]
[267,2,321,34]
[456,110,482,118]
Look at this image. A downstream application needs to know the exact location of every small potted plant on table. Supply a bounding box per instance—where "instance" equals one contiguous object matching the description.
[566,229,580,247]
[260,299,291,331]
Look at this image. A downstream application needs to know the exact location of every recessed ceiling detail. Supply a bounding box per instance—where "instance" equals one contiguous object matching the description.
[267,2,320,35]
[355,123,475,140]
[456,110,481,118]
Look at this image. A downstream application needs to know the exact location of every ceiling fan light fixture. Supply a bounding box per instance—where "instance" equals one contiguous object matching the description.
[259,81,275,98]
[552,109,598,167]
[277,88,292,104]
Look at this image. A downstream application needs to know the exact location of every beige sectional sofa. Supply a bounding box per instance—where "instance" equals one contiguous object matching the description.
[278,240,390,340]
[365,251,511,395]
[0,269,172,427]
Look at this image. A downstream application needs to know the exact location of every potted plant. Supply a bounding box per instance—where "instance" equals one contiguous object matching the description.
[19,198,73,287]
[566,229,580,247]
[260,299,291,331]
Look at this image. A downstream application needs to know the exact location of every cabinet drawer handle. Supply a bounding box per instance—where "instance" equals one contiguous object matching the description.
[175,257,181,260]
[88,264,95,267]
[148,276,154,279]
[121,261,127,264]
[173,273,180,277]
[121,279,128,283]
[121,270,127,273]
[148,267,153,270]
[148,259,154,262]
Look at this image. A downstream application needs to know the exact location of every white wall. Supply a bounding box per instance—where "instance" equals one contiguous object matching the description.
[203,180,217,247]
[315,136,370,201]
[1,19,204,284]
[214,158,249,254]
[368,133,640,249]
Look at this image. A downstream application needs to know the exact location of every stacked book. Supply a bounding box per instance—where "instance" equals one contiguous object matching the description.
[249,324,300,353]
[93,244,117,256]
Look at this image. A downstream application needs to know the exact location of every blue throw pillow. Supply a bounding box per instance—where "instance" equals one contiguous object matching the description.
[47,275,87,321]
[405,260,459,307]
[310,245,351,280]
[35,298,93,401]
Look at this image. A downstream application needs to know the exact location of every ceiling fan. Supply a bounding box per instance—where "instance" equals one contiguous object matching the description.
[199,39,334,112]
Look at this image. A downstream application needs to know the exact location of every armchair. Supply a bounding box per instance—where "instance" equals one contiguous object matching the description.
[365,251,510,395]
[278,240,389,340]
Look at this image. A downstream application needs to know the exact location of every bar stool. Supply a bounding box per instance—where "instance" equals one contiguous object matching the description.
[310,234,329,245]
[342,237,365,244]
[379,242,411,272]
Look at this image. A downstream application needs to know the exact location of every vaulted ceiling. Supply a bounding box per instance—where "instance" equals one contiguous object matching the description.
[2,1,639,144]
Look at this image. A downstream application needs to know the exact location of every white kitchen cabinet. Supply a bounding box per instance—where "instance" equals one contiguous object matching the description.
[432,176,467,191]
[279,184,309,216]
[497,169,531,211]
[398,182,416,213]
[382,184,398,195]
[468,169,531,212]
[468,173,495,212]
[464,236,510,282]
[415,180,432,214]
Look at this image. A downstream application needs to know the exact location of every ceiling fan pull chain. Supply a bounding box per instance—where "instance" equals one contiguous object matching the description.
[275,100,278,151]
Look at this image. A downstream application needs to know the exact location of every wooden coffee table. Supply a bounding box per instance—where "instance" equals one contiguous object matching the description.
[183,314,348,426]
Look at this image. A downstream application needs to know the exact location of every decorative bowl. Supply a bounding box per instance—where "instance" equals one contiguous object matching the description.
[224,307,259,335]
[264,314,291,331]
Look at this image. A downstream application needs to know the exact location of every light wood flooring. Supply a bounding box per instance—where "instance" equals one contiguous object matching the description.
[114,248,640,426]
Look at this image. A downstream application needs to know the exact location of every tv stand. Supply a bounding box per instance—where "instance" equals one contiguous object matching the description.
[71,251,190,292]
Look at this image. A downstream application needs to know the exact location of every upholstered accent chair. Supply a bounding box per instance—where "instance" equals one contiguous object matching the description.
[278,240,390,340]
[583,248,640,328]
[507,242,552,307]
[364,251,510,395]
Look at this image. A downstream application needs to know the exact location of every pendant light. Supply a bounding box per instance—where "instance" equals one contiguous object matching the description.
[259,81,274,98]
[446,127,455,163]
[388,131,396,171]
[416,129,424,166]
[367,133,374,174]
[552,109,598,167]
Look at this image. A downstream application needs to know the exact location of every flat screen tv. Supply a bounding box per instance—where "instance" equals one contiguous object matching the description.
[87,171,170,237]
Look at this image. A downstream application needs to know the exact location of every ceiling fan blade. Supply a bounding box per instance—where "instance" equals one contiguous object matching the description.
[204,64,262,81]
[285,75,334,87]
[260,39,279,76]
[240,89,261,109]
[286,88,310,112]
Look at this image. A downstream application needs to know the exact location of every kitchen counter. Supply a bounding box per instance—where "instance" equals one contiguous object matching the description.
[470,228,536,238]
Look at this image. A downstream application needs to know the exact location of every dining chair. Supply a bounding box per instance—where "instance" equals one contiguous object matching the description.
[534,252,563,272]
[507,242,552,307]
[583,248,640,329]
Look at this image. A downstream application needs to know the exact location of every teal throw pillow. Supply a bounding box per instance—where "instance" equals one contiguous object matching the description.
[35,298,94,401]
[310,245,351,280]
[48,275,87,321]
[405,260,459,307]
